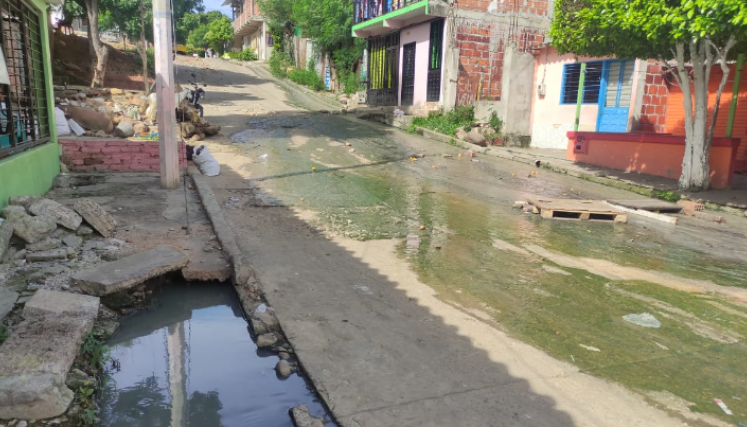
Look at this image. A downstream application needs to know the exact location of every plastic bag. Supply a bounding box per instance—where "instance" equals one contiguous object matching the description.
[55,107,71,136]
[191,144,220,176]
[67,119,85,136]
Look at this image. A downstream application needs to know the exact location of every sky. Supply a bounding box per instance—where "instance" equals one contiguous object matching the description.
[202,0,233,16]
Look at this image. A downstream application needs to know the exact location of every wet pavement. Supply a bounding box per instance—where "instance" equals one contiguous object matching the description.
[98,282,329,427]
[176,57,747,426]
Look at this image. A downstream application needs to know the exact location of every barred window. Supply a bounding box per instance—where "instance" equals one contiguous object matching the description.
[561,61,604,104]
[0,0,50,160]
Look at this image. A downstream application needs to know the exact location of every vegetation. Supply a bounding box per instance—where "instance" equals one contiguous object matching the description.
[0,324,8,345]
[550,0,747,191]
[223,48,259,61]
[71,333,111,426]
[654,190,682,202]
[408,105,476,136]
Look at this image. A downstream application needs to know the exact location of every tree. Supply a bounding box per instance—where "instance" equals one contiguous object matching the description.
[186,24,210,51]
[177,10,222,43]
[203,15,234,54]
[84,0,109,87]
[550,0,747,191]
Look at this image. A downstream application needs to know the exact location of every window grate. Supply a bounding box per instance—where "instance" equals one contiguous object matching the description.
[0,0,50,160]
[561,62,603,104]
[426,19,443,102]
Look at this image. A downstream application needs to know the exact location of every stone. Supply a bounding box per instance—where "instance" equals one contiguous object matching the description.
[114,121,134,138]
[250,304,281,335]
[1,206,28,221]
[26,238,62,252]
[133,122,149,134]
[0,221,13,262]
[278,351,290,360]
[26,248,74,263]
[0,315,95,419]
[290,405,325,427]
[256,333,279,348]
[24,290,99,319]
[62,106,114,132]
[455,128,469,141]
[73,199,117,238]
[9,215,57,244]
[65,369,93,392]
[177,122,196,138]
[28,199,83,231]
[8,196,40,209]
[72,246,189,296]
[62,235,83,250]
[92,320,119,340]
[16,422,26,427]
[76,225,94,236]
[110,88,124,95]
[275,360,292,377]
[466,130,488,147]
[203,126,220,136]
[13,250,26,260]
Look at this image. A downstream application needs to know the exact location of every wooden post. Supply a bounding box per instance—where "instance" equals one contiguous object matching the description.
[153,0,180,189]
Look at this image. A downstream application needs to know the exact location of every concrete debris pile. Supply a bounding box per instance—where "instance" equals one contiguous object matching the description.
[53,85,220,141]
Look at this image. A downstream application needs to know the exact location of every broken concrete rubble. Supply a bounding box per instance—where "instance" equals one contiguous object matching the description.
[28,198,83,231]
[0,221,13,262]
[73,199,117,238]
[8,214,57,244]
[26,237,63,252]
[1,205,28,221]
[290,405,325,427]
[26,247,75,263]
[62,105,114,133]
[72,245,189,296]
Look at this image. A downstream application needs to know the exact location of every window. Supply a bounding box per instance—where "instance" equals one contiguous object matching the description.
[0,0,49,160]
[561,61,604,104]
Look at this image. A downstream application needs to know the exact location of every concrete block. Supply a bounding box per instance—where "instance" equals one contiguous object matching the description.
[24,289,100,320]
[0,315,94,419]
[28,198,83,231]
[73,198,117,238]
[73,246,189,296]
[0,220,13,262]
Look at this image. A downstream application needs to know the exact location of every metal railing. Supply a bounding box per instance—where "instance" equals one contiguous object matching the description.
[353,0,419,25]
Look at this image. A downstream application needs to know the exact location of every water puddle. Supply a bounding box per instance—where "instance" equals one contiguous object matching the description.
[98,282,329,427]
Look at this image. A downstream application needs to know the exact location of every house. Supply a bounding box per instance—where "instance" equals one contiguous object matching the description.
[0,0,60,209]
[226,0,271,60]
[352,0,552,135]
[530,46,747,189]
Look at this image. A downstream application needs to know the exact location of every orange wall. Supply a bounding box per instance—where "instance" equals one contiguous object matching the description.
[664,65,747,170]
[566,133,738,189]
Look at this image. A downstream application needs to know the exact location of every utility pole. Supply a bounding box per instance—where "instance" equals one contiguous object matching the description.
[153,0,180,189]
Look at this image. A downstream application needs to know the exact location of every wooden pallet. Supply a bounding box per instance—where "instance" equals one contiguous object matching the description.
[527,198,627,223]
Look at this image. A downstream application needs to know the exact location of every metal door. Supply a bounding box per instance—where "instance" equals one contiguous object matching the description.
[367,33,400,106]
[596,60,634,132]
[427,19,444,102]
[400,43,416,106]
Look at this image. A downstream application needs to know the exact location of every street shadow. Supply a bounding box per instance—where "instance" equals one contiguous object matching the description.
[203,144,585,426]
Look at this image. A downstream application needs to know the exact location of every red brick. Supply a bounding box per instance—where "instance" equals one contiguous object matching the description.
[81,146,101,153]
[120,146,144,153]
[101,146,121,153]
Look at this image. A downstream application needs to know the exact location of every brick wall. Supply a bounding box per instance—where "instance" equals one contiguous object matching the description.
[60,138,187,172]
[636,61,670,133]
[453,16,547,106]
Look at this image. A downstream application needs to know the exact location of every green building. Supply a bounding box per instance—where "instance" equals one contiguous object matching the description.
[0,0,59,209]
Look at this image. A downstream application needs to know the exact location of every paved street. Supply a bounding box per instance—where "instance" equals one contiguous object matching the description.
[176,56,747,427]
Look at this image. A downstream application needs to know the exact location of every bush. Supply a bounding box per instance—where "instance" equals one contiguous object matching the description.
[339,70,361,95]
[238,48,258,61]
[287,68,325,91]
[410,105,476,136]
[269,51,292,78]
[488,111,504,134]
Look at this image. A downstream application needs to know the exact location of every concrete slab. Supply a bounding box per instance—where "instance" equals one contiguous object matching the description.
[24,289,100,319]
[72,246,189,296]
[0,220,13,262]
[73,198,117,237]
[180,238,231,282]
[0,315,94,419]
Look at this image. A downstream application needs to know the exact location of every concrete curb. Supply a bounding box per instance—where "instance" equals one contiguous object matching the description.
[187,166,251,285]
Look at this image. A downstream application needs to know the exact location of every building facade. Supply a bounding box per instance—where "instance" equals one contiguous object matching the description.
[227,0,271,61]
[0,0,60,209]
[352,0,552,135]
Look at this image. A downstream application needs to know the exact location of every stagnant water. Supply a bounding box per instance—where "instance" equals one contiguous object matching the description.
[98,282,330,427]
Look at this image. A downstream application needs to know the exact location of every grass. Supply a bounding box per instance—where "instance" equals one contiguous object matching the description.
[407,105,476,136]
[269,52,326,91]
[0,324,8,345]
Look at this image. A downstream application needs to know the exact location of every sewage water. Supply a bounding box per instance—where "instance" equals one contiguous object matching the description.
[98,282,329,427]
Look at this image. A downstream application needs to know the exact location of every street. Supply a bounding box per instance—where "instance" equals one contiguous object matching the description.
[176,56,747,427]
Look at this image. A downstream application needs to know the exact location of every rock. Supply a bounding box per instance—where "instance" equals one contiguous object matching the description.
[455,128,469,141]
[278,351,290,360]
[26,238,62,252]
[13,250,26,260]
[1,206,28,221]
[250,304,281,335]
[189,133,204,143]
[28,199,83,231]
[24,290,99,319]
[110,88,124,95]
[62,235,83,250]
[65,369,93,392]
[114,121,134,138]
[16,422,26,427]
[76,225,94,236]
[275,360,292,377]
[26,247,74,263]
[133,122,149,134]
[177,122,196,138]
[203,126,220,136]
[290,405,325,427]
[94,130,108,138]
[466,130,487,147]
[63,106,114,132]
[256,333,279,348]
[72,246,189,296]
[73,199,117,238]
[92,320,119,339]
[0,221,13,262]
[8,195,40,209]
[9,215,57,244]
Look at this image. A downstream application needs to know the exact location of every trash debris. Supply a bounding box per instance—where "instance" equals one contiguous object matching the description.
[512,201,525,209]
[622,313,661,328]
[192,145,220,176]
[714,398,733,415]
[67,119,85,136]
[256,303,267,314]
[55,107,71,136]
[259,153,269,160]
[579,344,601,352]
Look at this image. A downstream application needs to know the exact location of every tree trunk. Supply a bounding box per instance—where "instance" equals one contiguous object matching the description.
[140,2,149,93]
[677,41,710,192]
[85,0,109,87]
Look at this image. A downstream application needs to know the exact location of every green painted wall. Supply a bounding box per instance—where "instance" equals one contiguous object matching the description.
[0,143,60,209]
[0,0,60,209]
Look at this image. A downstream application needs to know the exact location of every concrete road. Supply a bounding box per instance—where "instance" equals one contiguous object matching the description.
[176,56,747,427]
